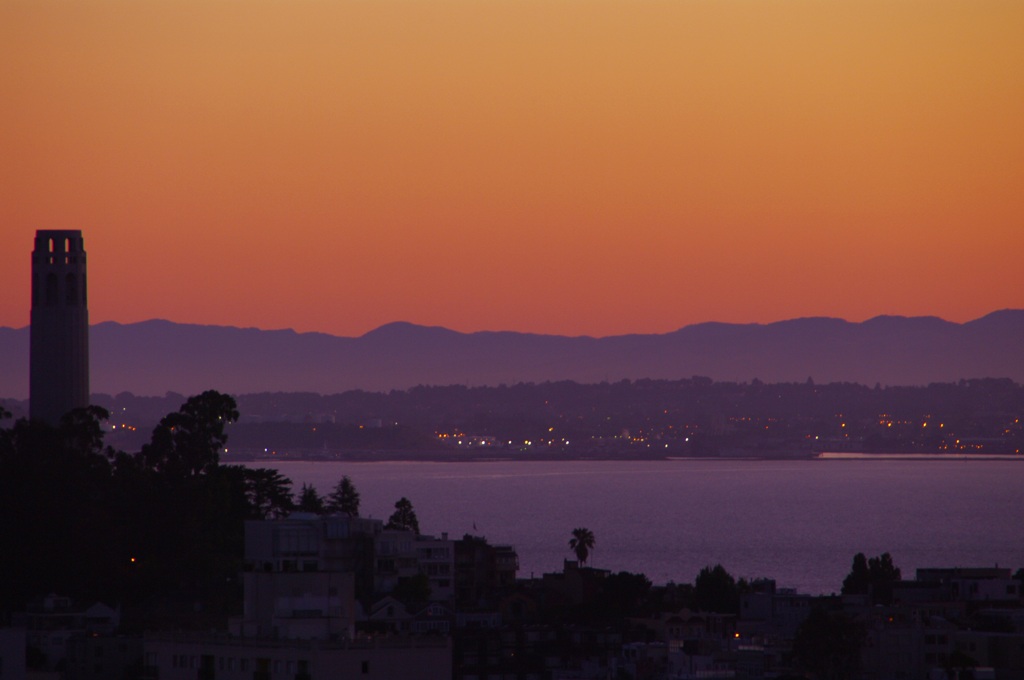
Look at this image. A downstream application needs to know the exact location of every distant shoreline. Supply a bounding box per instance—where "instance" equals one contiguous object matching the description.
[817,451,1023,461]
[221,449,1022,464]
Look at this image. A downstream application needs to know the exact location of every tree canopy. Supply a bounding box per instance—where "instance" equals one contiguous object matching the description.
[385,497,420,534]
[327,475,361,516]
[242,467,294,519]
[841,552,901,605]
[297,483,326,514]
[693,564,741,614]
[0,391,295,628]
[569,527,596,566]
[140,390,239,478]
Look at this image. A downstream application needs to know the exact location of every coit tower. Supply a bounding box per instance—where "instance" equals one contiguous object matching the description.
[29,230,90,425]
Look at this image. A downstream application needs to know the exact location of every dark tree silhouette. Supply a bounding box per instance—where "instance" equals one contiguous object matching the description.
[296,483,326,514]
[59,406,115,460]
[0,406,136,610]
[327,475,360,516]
[141,390,239,477]
[243,467,294,518]
[122,392,250,624]
[569,527,596,566]
[841,552,901,605]
[0,391,305,627]
[597,571,653,619]
[385,497,420,533]
[866,552,901,605]
[0,407,10,456]
[841,553,871,595]
[0,412,10,463]
[693,564,740,614]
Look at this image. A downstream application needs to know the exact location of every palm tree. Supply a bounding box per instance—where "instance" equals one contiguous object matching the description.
[568,527,595,566]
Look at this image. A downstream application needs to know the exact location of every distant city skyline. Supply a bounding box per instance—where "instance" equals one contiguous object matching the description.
[2,1,1022,338]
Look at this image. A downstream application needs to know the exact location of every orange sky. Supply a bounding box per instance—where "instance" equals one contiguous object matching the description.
[2,0,1022,337]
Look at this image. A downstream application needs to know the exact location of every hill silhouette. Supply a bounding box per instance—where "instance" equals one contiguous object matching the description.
[0,311,1022,398]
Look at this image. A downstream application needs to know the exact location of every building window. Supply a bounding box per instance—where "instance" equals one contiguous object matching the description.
[46,273,58,306]
[66,273,78,305]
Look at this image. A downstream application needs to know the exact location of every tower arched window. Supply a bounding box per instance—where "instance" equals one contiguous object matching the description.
[46,273,58,306]
[66,273,78,305]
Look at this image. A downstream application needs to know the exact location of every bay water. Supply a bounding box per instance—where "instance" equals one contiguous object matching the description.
[249,459,1024,595]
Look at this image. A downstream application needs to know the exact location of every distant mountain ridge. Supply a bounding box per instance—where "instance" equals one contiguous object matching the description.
[0,311,1022,398]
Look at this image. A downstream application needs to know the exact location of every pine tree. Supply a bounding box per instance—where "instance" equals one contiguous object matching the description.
[327,475,360,516]
[385,497,420,533]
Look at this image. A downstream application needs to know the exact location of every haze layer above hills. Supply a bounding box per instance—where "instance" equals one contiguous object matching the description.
[1,311,1022,399]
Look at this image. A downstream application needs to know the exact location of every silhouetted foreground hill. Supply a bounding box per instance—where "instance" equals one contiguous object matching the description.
[1,311,1022,398]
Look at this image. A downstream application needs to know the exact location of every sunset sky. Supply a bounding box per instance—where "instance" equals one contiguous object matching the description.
[2,0,1022,338]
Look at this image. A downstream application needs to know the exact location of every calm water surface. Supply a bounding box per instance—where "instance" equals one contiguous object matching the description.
[250,459,1024,595]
